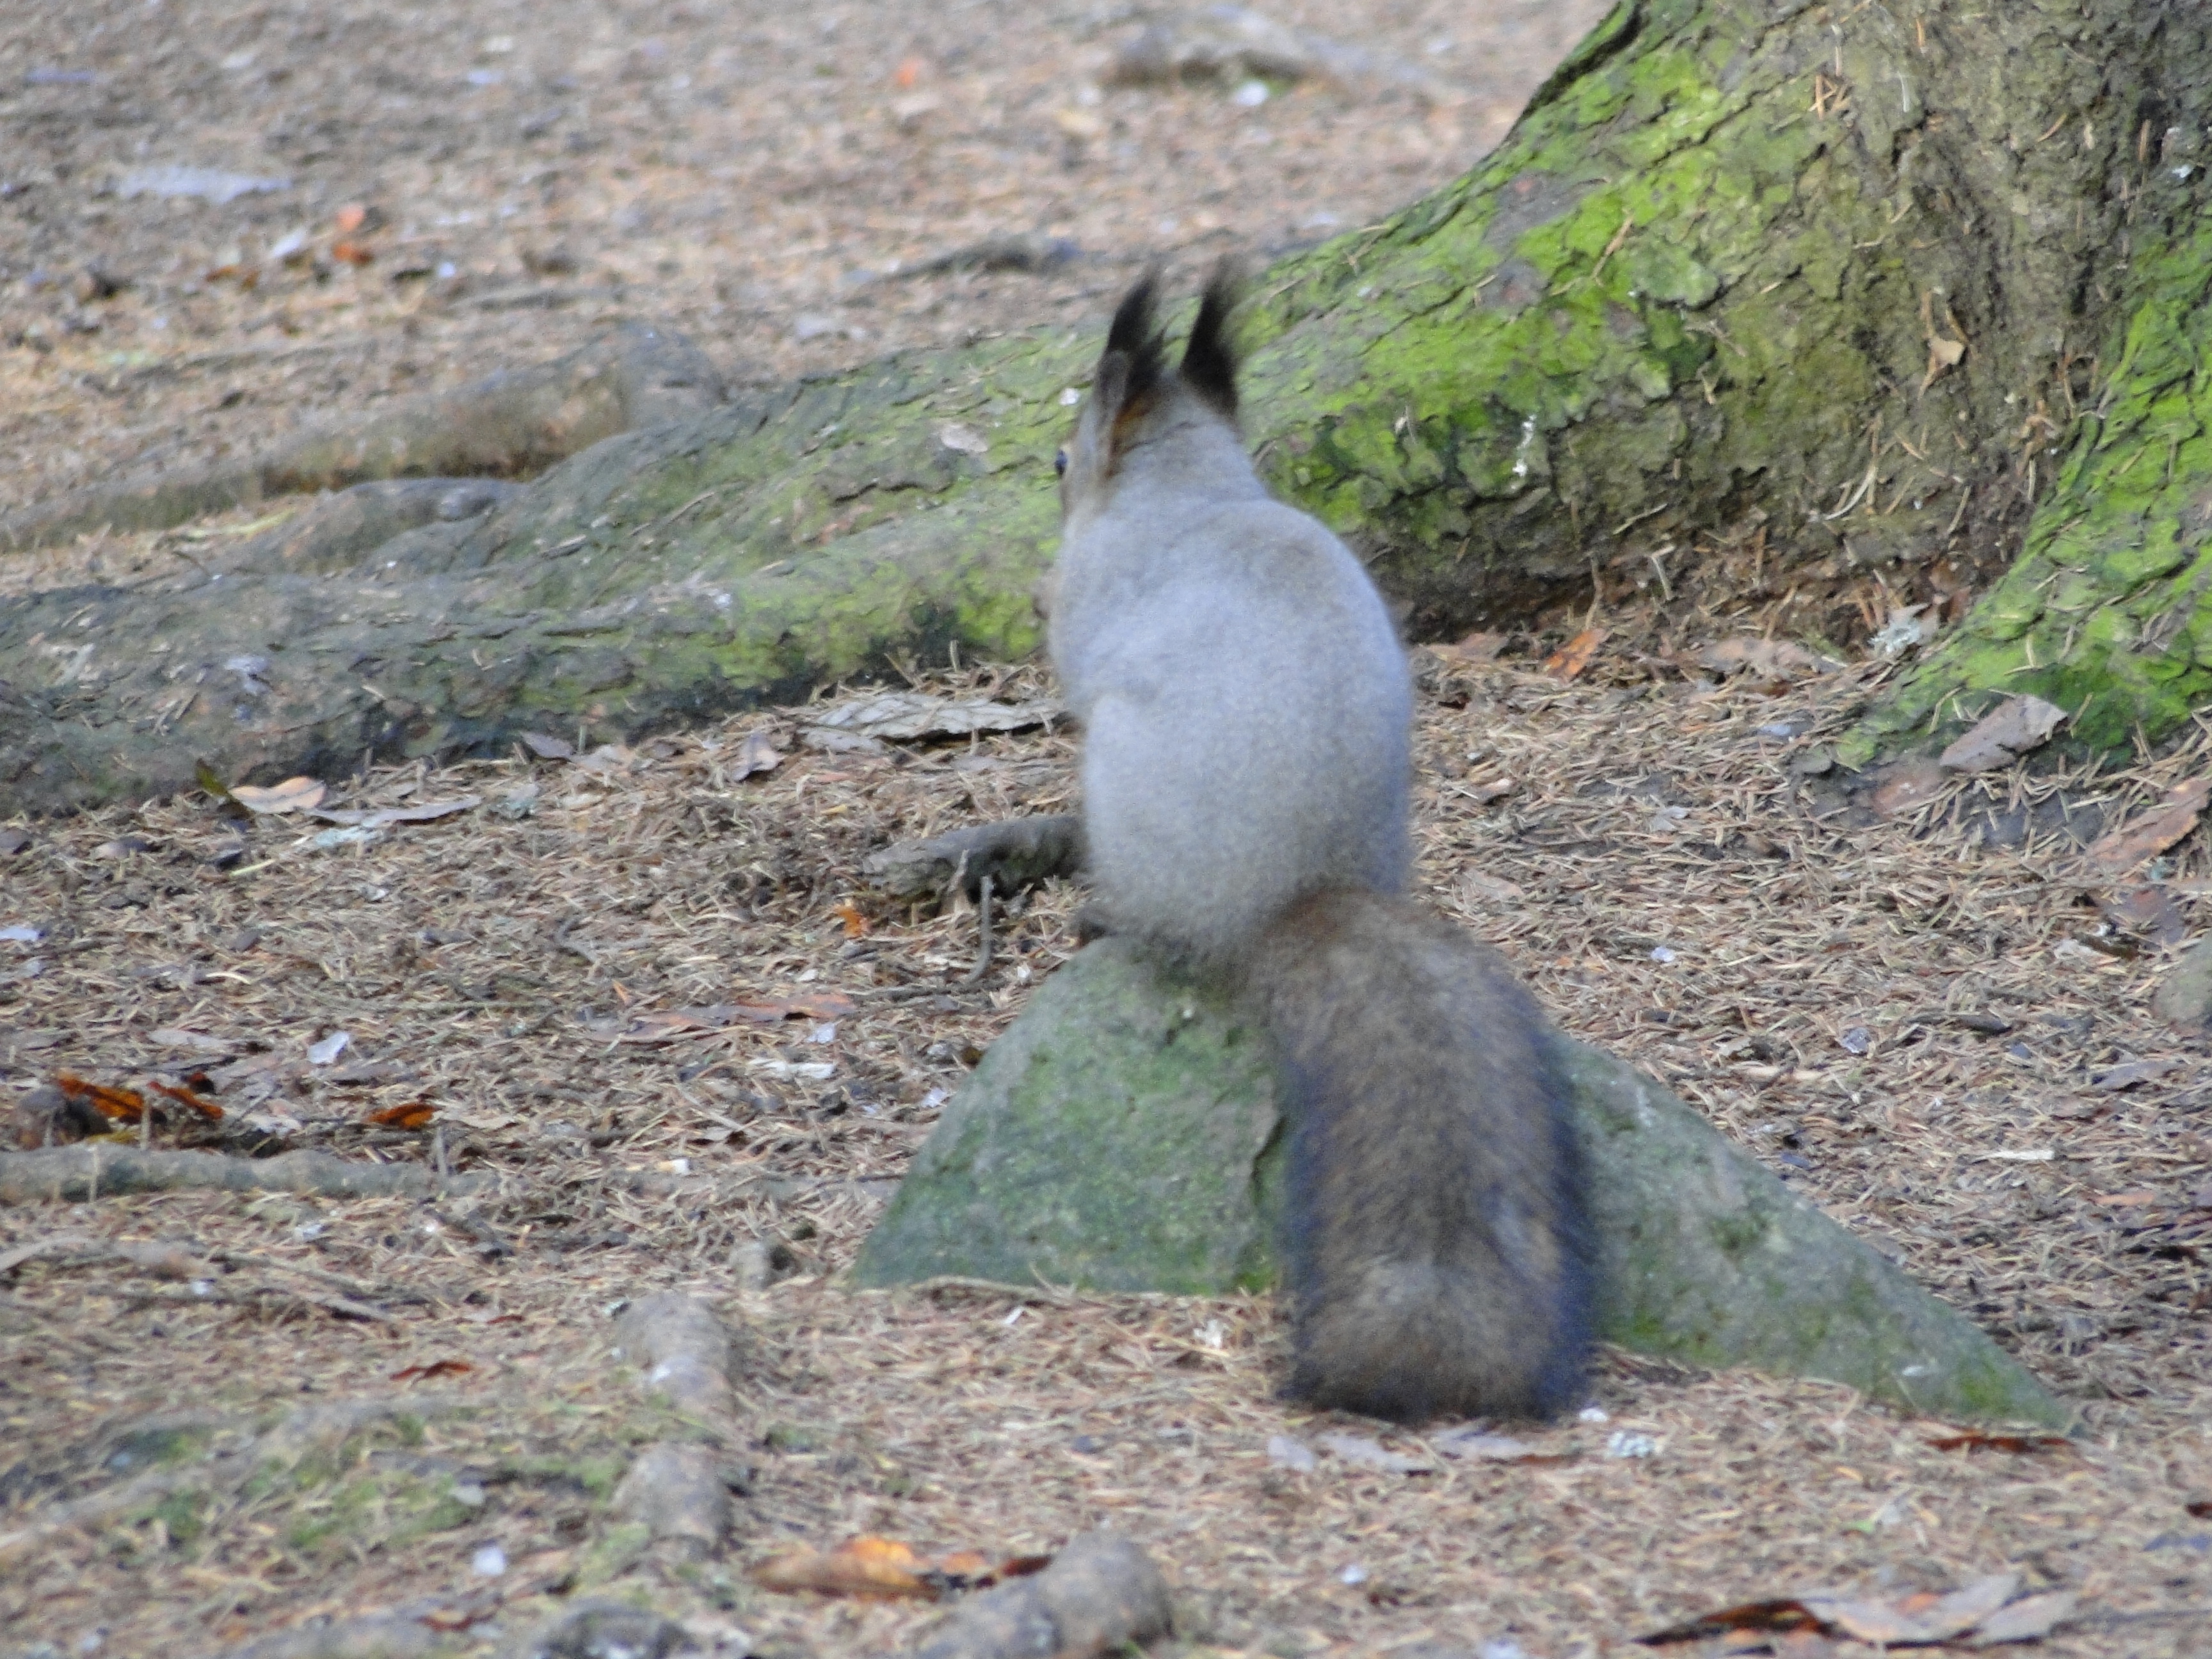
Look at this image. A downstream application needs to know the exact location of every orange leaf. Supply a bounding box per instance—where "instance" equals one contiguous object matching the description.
[367,1101,437,1129]
[1925,1430,2071,1454]
[835,901,869,940]
[55,1072,146,1123]
[148,1079,224,1121]
[334,203,369,234]
[330,241,375,266]
[1542,627,1607,680]
[753,1535,934,1599]
[894,56,925,88]
[391,1358,475,1382]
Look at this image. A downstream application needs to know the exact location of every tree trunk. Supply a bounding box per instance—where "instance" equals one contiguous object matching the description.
[3,0,2204,815]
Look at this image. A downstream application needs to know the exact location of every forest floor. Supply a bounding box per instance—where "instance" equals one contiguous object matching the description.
[3,2,2211,1658]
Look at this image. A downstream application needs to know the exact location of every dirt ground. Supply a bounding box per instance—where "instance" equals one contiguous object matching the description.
[4,2,2212,1658]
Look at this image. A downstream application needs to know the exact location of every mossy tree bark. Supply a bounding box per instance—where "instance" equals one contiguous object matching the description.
[3,0,2206,814]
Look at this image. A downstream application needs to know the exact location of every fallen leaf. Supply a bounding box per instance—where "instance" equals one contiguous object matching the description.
[1938,695,2068,772]
[835,901,869,940]
[2094,885,2186,947]
[148,1029,239,1054]
[366,1102,437,1130]
[230,775,328,814]
[893,55,924,88]
[806,691,1059,744]
[54,1073,147,1123]
[334,203,369,234]
[390,1358,474,1382]
[2086,776,2210,874]
[1694,637,1823,680]
[2092,1059,2182,1091]
[1313,1431,1432,1473]
[731,728,783,780]
[309,796,479,829]
[1543,627,1607,680]
[330,241,373,265]
[751,1536,934,1599]
[1925,1432,2070,1455]
[1432,1429,1544,1461]
[1636,1599,1825,1645]
[1969,1590,2076,1644]
[1905,1573,2025,1640]
[1869,758,1950,818]
[1445,629,1507,662]
[147,1080,223,1121]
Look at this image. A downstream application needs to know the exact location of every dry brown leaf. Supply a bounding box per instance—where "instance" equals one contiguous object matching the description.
[1543,627,1607,680]
[390,1358,474,1381]
[229,775,328,813]
[835,901,869,940]
[732,728,784,780]
[1969,1589,2076,1644]
[1443,629,1506,662]
[1869,758,1950,818]
[2085,776,2210,873]
[1635,1599,1825,1645]
[1313,1431,1432,1473]
[365,1101,437,1128]
[1925,1431,2070,1455]
[1694,637,1823,680]
[311,796,480,829]
[1937,695,2068,772]
[751,1535,934,1599]
[147,1079,223,1120]
[54,1072,148,1123]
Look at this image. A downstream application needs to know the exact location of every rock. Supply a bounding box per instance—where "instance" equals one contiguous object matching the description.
[2153,936,2212,1030]
[514,1601,696,1659]
[855,939,2069,1428]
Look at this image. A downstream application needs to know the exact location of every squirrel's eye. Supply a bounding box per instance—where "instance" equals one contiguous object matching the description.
[1054,447,1069,477]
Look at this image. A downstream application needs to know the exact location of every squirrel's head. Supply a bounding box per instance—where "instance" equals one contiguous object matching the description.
[1056,264,1241,520]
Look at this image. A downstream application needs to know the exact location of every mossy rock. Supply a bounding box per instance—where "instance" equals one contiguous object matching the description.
[854,939,2069,1429]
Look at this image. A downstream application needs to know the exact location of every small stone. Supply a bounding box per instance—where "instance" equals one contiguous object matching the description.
[2154,937,2212,1031]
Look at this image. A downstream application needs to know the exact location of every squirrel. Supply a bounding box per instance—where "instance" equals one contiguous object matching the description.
[1046,268,1594,1422]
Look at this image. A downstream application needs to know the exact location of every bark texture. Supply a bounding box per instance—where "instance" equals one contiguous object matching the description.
[3,0,2207,814]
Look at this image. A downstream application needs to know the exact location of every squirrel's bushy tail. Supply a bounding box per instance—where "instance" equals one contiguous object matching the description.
[1251,888,1594,1422]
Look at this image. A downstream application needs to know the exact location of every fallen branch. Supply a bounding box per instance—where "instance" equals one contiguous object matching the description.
[0,323,725,552]
[863,815,1086,904]
[0,1146,491,1203]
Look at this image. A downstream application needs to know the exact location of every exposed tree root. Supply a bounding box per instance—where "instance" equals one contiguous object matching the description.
[0,1145,491,1203]
[862,815,1086,904]
[911,1532,1172,1659]
[0,323,725,553]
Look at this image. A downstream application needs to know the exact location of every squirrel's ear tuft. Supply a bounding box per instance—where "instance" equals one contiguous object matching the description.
[1180,262,1242,420]
[1103,271,1169,419]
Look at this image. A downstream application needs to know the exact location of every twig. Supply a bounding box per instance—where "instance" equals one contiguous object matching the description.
[964,873,996,984]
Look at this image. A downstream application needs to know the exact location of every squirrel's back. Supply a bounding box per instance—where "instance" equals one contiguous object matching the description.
[1049,275,1411,961]
[1048,271,1592,1420]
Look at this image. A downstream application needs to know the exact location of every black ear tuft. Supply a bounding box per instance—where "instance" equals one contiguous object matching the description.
[1103,271,1169,415]
[1180,262,1242,419]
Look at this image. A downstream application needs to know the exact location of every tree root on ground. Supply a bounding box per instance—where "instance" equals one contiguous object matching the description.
[862,814,1086,904]
[0,322,725,553]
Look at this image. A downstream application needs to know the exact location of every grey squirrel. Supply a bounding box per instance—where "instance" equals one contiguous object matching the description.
[1047,269,1593,1422]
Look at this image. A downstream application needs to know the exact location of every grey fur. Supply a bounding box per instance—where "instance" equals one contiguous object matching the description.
[1048,274,1591,1420]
